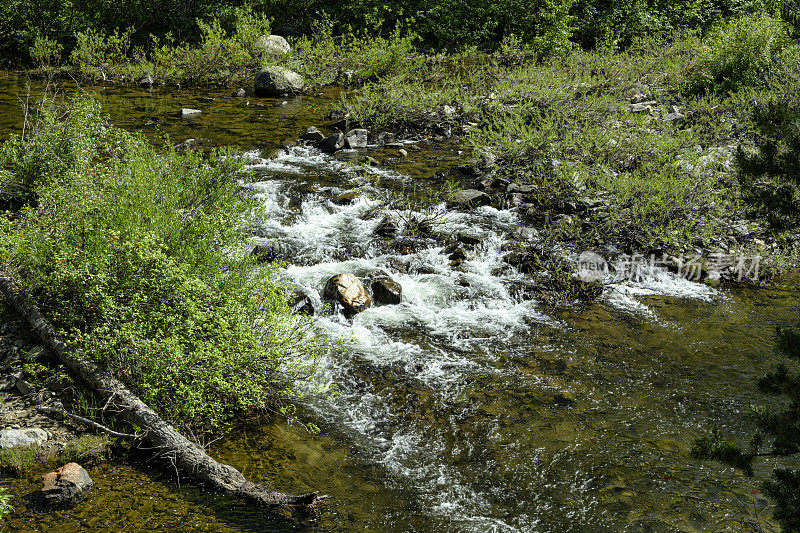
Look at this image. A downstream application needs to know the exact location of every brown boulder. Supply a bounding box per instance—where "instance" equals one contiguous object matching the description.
[41,462,93,506]
[371,277,402,305]
[323,274,371,317]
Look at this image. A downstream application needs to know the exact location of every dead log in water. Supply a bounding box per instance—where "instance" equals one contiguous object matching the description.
[0,268,321,516]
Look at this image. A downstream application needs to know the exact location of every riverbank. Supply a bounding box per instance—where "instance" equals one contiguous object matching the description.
[36,12,797,278]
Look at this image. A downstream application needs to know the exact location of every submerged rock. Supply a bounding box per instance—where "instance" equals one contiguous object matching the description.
[323,273,371,317]
[376,132,395,146]
[0,428,48,448]
[371,277,402,305]
[300,126,325,142]
[41,463,93,506]
[179,108,201,117]
[254,67,304,96]
[138,74,154,88]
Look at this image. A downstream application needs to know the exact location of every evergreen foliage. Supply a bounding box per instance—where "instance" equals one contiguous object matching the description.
[737,101,800,228]
[692,323,800,532]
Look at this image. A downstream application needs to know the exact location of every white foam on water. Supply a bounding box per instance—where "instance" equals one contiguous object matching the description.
[603,267,718,316]
[242,146,725,531]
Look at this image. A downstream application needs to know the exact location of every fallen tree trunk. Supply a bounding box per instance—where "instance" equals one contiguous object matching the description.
[0,268,321,516]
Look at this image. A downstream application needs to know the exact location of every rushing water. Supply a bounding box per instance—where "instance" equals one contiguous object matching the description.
[1,72,799,532]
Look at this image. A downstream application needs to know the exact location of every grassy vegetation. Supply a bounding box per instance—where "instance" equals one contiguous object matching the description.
[0,95,320,434]
[340,12,800,263]
[60,434,111,465]
[0,444,39,476]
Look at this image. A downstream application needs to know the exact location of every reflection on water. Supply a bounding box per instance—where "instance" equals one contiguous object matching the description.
[0,72,798,532]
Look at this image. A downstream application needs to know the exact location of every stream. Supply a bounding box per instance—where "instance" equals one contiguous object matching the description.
[1,72,799,532]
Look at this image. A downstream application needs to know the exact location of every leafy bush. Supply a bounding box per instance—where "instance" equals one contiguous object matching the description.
[694,12,793,94]
[70,27,135,79]
[292,19,423,87]
[0,96,319,433]
[29,33,63,68]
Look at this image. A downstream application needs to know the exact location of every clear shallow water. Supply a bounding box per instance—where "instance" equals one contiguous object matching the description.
[1,73,799,532]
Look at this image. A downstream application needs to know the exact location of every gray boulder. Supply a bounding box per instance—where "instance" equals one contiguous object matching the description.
[256,35,291,56]
[0,371,21,391]
[180,108,201,117]
[376,132,395,146]
[323,273,371,317]
[344,129,369,149]
[300,126,325,142]
[631,102,656,113]
[254,67,304,97]
[451,189,492,208]
[0,428,48,448]
[41,463,93,506]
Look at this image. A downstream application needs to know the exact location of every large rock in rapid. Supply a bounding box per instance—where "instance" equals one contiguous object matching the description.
[288,289,316,316]
[250,240,284,263]
[323,273,371,317]
[41,463,93,506]
[344,129,369,149]
[371,277,402,305]
[256,35,291,56]
[254,67,304,97]
[316,133,345,154]
[0,428,48,449]
[374,215,398,237]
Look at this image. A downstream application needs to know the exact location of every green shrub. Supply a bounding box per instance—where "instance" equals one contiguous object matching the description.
[0,95,319,433]
[70,27,135,79]
[29,34,63,68]
[0,444,39,476]
[695,12,792,94]
[292,18,423,87]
